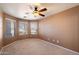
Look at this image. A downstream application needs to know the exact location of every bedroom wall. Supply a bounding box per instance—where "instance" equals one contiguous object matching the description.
[0,11,3,49]
[39,6,79,52]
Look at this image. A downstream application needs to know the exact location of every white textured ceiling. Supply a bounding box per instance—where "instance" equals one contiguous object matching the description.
[0,3,79,20]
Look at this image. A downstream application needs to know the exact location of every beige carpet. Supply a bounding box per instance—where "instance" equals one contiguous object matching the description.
[0,38,79,55]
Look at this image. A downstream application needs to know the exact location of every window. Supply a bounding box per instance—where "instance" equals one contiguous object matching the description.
[30,22,38,35]
[4,18,16,38]
[4,18,38,38]
[19,21,28,35]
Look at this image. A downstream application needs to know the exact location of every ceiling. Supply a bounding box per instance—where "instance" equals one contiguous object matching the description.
[0,3,79,20]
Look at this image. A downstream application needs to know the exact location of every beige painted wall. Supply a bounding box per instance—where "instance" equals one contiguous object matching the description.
[39,6,79,52]
[0,11,3,49]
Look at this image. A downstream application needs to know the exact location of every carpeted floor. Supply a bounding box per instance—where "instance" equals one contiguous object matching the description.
[0,38,79,55]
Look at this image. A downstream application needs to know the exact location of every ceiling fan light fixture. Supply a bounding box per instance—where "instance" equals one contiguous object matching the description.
[26,3,47,17]
[33,11,39,16]
[34,13,39,16]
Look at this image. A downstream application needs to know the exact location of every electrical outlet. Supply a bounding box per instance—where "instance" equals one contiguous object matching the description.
[57,40,60,43]
[52,39,55,42]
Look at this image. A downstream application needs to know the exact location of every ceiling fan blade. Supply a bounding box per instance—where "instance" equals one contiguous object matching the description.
[35,6,38,11]
[39,13,45,17]
[39,8,47,12]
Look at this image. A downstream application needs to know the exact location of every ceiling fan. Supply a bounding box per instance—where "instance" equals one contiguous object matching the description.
[32,6,47,17]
